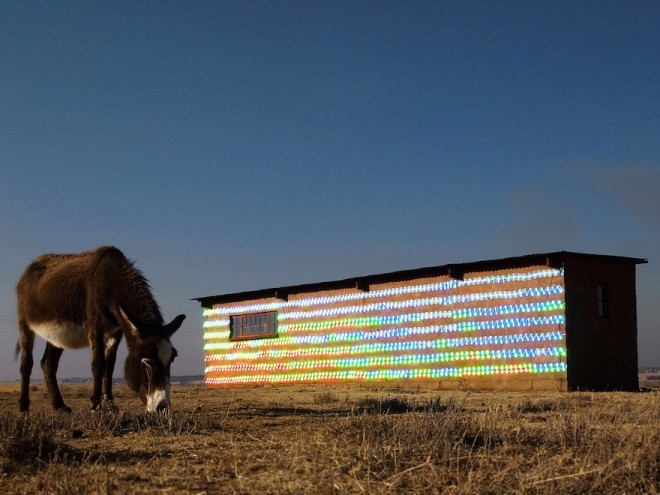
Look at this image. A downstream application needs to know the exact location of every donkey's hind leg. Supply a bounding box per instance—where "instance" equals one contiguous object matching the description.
[17,319,34,413]
[41,342,71,412]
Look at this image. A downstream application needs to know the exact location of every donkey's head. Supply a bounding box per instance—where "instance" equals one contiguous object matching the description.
[119,308,185,412]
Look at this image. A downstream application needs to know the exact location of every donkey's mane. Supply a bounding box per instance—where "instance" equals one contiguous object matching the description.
[118,257,164,327]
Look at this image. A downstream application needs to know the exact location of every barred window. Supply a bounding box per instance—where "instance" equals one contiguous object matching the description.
[230,312,278,340]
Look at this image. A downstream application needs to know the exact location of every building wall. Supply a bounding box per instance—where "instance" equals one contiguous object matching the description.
[564,255,639,390]
[203,264,568,390]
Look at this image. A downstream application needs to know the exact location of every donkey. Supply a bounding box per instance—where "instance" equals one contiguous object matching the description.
[15,246,185,413]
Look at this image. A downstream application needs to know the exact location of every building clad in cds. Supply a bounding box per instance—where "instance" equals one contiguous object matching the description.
[195,252,646,391]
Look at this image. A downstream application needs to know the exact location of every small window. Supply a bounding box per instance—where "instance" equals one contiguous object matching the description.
[597,284,609,318]
[230,311,278,340]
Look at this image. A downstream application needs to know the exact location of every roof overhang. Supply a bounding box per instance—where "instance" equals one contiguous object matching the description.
[193,251,647,308]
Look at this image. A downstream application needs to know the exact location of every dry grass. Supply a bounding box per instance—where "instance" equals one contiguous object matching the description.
[0,383,658,494]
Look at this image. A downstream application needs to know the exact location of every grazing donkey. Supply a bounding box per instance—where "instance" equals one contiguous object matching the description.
[15,246,185,413]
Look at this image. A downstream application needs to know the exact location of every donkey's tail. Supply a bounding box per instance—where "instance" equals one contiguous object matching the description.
[14,341,20,361]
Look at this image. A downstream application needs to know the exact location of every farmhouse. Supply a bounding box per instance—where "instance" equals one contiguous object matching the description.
[195,252,646,391]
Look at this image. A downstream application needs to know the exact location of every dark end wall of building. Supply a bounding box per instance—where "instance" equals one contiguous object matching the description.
[564,255,640,391]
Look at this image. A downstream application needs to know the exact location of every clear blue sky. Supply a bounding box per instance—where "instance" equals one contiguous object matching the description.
[1,1,658,379]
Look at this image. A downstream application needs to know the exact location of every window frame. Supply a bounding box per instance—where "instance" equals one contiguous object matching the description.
[230,311,278,341]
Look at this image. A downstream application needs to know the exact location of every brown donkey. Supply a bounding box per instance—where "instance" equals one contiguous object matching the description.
[16,246,185,413]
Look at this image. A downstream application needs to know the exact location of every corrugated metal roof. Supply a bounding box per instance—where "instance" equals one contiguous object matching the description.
[193,251,647,307]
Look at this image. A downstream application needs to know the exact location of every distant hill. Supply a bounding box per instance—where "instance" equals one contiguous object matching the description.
[60,375,205,385]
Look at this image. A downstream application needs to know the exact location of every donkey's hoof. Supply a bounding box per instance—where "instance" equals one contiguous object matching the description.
[55,404,72,413]
[91,401,117,413]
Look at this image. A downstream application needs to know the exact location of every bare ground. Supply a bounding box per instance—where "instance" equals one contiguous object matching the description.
[0,383,658,494]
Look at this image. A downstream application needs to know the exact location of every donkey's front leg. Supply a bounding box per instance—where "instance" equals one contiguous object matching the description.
[89,329,106,410]
[102,332,122,409]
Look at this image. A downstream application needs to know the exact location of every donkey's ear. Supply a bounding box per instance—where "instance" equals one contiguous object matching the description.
[165,314,185,337]
[118,306,140,338]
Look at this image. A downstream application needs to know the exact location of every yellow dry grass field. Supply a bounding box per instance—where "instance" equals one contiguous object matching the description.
[0,383,658,494]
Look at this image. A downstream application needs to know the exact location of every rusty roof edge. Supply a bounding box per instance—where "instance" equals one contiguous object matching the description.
[192,251,647,307]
